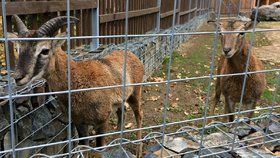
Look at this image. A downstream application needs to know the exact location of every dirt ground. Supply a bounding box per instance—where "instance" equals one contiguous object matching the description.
[114,21,280,154]
[254,22,280,64]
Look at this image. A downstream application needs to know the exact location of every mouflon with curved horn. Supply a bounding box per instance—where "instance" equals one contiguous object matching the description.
[9,15,144,158]
[12,15,29,36]
[37,16,79,37]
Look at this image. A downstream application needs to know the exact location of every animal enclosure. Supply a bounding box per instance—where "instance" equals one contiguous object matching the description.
[0,0,280,158]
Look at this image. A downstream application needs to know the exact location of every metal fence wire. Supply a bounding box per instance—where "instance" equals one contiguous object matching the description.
[0,0,280,157]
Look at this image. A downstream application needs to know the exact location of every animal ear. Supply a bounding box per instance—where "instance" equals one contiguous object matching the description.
[7,32,19,43]
[51,32,66,49]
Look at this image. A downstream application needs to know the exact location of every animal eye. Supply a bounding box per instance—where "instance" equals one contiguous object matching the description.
[40,49,50,55]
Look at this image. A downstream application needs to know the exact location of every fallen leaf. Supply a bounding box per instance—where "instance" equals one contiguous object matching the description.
[198,96,205,103]
[176,73,182,79]
[152,77,165,82]
[168,94,172,99]
[171,103,178,108]
[148,96,160,101]
[125,123,133,129]
[175,98,179,101]
[204,65,210,68]
[268,87,276,92]
[255,106,261,114]
[269,62,275,66]
[193,104,199,114]
[274,151,280,156]
[155,107,164,112]
[125,102,130,110]
[0,70,7,75]
[184,110,189,116]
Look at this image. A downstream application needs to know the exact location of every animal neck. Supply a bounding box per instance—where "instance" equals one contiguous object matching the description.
[227,40,252,72]
[45,48,74,91]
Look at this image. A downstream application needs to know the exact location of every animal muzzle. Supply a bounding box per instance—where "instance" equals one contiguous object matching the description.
[223,47,234,58]
[14,72,31,86]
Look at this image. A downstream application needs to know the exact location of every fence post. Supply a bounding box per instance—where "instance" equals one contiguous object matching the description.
[195,0,199,17]
[177,0,181,25]
[208,0,212,14]
[156,0,161,31]
[198,0,202,15]
[204,0,206,14]
[91,0,99,50]
[188,0,192,21]
[216,0,220,15]
[237,0,242,17]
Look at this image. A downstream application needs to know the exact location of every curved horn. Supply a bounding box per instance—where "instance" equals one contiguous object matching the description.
[37,16,79,37]
[12,15,28,35]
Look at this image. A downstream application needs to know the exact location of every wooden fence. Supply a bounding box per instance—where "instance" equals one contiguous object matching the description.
[260,0,280,5]
[0,0,211,69]
[210,0,257,15]
[1,0,210,45]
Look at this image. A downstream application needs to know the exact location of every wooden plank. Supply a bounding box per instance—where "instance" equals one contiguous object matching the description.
[5,16,16,70]
[179,7,197,16]
[160,9,179,19]
[0,0,97,16]
[76,10,82,46]
[100,7,160,23]
[177,0,181,24]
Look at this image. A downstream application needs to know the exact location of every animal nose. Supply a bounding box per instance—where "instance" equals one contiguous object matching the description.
[223,47,232,54]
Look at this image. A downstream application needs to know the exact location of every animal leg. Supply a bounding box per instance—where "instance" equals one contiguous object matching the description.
[128,86,143,158]
[116,106,126,131]
[75,124,89,157]
[96,121,108,147]
[246,101,256,121]
[210,77,221,116]
[224,96,235,122]
[76,124,89,146]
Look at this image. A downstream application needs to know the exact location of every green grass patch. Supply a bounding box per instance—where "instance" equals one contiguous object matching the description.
[258,21,280,28]
[246,32,272,47]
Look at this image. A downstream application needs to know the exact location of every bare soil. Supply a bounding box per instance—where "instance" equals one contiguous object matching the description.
[254,22,280,64]
[107,21,280,154]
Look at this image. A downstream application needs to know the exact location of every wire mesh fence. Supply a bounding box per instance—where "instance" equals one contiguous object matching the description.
[0,0,279,157]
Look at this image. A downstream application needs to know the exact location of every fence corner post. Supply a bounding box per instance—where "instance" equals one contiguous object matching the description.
[177,0,181,25]
[91,0,100,50]
[156,0,161,32]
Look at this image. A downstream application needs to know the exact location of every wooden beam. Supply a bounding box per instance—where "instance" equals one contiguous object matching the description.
[0,0,97,16]
[265,0,269,5]
[160,9,180,19]
[100,7,160,23]
[179,8,197,16]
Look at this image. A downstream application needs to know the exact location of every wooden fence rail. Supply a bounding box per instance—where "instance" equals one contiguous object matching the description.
[210,0,256,16]
[1,0,211,46]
